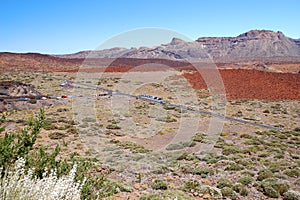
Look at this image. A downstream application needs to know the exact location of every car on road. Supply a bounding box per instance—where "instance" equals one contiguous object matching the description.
[136,94,166,104]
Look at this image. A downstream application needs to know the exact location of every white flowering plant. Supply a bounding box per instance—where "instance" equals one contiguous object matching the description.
[0,157,85,200]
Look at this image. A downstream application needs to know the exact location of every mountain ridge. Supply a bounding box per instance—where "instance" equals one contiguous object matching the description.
[1,30,300,73]
[55,29,300,59]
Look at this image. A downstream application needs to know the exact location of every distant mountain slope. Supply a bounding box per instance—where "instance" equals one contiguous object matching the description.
[1,30,300,73]
[56,30,300,59]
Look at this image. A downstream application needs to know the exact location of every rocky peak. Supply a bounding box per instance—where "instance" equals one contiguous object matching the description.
[170,37,185,45]
[52,30,300,59]
[237,30,285,39]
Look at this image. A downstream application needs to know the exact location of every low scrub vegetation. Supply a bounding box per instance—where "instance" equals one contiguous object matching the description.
[0,109,128,199]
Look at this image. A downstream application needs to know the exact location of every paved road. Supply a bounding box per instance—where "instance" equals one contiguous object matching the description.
[37,73,280,130]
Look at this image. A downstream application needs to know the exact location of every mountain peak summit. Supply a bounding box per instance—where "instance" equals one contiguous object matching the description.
[238,29,285,39]
[170,37,185,45]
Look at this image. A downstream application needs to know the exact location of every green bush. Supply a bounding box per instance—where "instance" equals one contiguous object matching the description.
[29,99,37,104]
[225,163,244,171]
[257,169,274,181]
[238,176,253,185]
[151,179,168,190]
[106,124,121,130]
[48,132,67,140]
[222,145,239,155]
[193,167,214,177]
[221,187,237,199]
[111,140,151,153]
[283,190,300,200]
[257,178,290,198]
[284,169,300,178]
[166,141,196,151]
[0,109,45,174]
[140,191,194,200]
[82,117,96,123]
[233,183,248,196]
[192,132,206,143]
[181,179,200,192]
[140,193,161,200]
[217,178,233,189]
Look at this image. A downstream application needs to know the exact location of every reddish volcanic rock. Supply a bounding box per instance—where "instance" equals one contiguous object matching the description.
[182,69,300,100]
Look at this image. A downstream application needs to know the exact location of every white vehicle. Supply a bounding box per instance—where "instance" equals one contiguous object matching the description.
[60,80,72,87]
[136,94,165,104]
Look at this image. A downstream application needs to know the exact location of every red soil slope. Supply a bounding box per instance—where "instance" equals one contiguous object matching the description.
[183,69,300,100]
[1,53,299,100]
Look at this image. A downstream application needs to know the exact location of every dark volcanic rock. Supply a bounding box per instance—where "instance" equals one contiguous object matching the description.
[0,81,42,98]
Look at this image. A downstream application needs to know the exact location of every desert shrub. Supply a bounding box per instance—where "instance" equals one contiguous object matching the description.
[43,121,56,130]
[225,163,244,171]
[217,178,233,189]
[165,116,177,123]
[193,167,214,177]
[233,183,248,196]
[57,125,71,130]
[82,117,96,123]
[29,99,37,104]
[79,122,89,128]
[181,179,200,192]
[283,190,300,200]
[163,105,176,110]
[67,127,78,135]
[156,116,177,123]
[152,166,169,174]
[243,139,261,145]
[221,187,237,199]
[181,182,222,198]
[220,132,230,136]
[0,109,45,173]
[166,141,196,151]
[197,185,222,198]
[256,178,289,198]
[179,164,194,174]
[106,124,121,130]
[161,190,193,200]
[263,185,279,198]
[111,140,151,153]
[95,179,132,198]
[222,145,239,155]
[0,109,129,199]
[151,179,168,190]
[56,108,69,112]
[284,169,300,178]
[48,132,67,140]
[176,152,198,161]
[263,109,270,113]
[238,176,253,185]
[257,169,274,181]
[293,127,300,132]
[240,133,253,139]
[201,152,219,164]
[140,193,161,200]
[192,132,206,142]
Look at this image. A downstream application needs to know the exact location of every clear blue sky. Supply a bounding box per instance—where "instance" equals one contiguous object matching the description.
[1,0,299,54]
